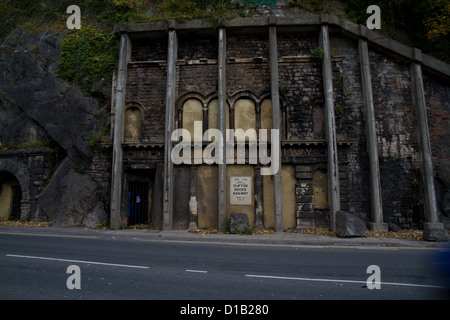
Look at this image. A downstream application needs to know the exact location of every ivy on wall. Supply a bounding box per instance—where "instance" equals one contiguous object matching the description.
[1,0,449,76]
[57,27,119,96]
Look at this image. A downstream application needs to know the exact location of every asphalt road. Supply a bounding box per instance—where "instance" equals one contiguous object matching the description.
[0,229,448,304]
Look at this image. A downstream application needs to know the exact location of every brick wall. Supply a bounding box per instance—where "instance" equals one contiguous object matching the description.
[0,149,54,220]
[121,27,450,230]
[127,65,167,142]
[370,49,423,229]
[424,74,450,226]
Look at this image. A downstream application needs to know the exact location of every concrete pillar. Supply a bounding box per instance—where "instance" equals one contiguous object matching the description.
[189,166,198,230]
[110,33,131,230]
[319,16,340,232]
[358,33,388,232]
[20,200,30,222]
[268,17,283,232]
[152,163,164,230]
[411,49,447,241]
[163,22,178,231]
[254,166,264,228]
[218,25,227,231]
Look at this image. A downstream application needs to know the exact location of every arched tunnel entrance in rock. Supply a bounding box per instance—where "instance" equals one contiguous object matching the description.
[0,171,22,221]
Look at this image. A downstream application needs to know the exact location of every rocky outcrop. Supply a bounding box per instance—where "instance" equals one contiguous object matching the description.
[36,158,107,227]
[0,30,105,165]
[0,30,109,227]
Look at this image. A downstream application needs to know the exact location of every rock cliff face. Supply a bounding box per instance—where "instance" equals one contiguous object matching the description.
[0,30,109,227]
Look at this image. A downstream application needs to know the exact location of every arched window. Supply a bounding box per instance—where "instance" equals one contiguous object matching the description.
[260,98,283,141]
[234,98,257,141]
[207,99,229,141]
[182,99,203,142]
[260,99,272,141]
[124,104,143,143]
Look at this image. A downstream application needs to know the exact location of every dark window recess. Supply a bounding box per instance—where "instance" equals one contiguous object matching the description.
[127,182,149,225]
[10,186,22,221]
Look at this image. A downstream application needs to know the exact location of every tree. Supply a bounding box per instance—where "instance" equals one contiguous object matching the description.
[424,0,450,39]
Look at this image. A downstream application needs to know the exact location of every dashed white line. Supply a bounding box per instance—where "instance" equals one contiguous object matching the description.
[6,254,149,269]
[6,254,445,289]
[185,269,208,273]
[245,274,446,289]
[246,274,366,285]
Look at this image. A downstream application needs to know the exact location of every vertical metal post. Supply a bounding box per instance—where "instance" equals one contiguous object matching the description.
[358,31,387,231]
[319,16,340,232]
[110,33,131,230]
[269,17,283,232]
[218,25,227,231]
[411,49,446,240]
[163,21,178,231]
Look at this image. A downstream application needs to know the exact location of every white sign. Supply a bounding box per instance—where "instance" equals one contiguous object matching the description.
[230,177,252,206]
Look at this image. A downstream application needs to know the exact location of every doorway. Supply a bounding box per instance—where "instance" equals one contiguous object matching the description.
[127,181,149,225]
[125,169,157,227]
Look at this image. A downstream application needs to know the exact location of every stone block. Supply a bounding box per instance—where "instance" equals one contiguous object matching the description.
[230,212,250,234]
[423,223,449,242]
[369,221,389,232]
[336,211,367,238]
[298,195,314,203]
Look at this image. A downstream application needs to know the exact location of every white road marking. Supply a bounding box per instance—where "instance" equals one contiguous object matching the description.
[185,269,208,273]
[6,254,149,269]
[0,231,99,239]
[245,274,446,289]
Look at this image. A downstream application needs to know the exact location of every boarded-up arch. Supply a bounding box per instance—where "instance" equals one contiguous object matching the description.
[260,99,284,141]
[207,99,230,141]
[234,98,257,141]
[182,98,203,142]
[124,102,144,143]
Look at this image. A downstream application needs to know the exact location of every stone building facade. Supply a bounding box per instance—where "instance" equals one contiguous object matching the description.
[0,10,448,240]
[107,10,450,240]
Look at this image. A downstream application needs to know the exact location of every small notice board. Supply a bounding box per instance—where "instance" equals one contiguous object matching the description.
[230,177,252,206]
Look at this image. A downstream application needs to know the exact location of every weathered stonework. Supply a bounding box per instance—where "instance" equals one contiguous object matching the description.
[0,148,53,221]
[2,9,447,237]
[107,15,450,234]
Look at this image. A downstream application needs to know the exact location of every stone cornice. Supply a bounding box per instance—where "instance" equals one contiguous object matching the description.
[115,14,450,81]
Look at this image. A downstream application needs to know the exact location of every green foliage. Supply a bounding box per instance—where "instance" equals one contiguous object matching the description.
[1,1,449,64]
[224,219,231,233]
[83,126,109,151]
[291,0,341,14]
[157,0,203,19]
[0,0,138,40]
[57,27,119,96]
[291,0,450,63]
[309,47,324,58]
[0,140,49,151]
[155,0,237,20]
[223,218,256,234]
[236,224,256,235]
[424,0,450,39]
[341,0,450,63]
